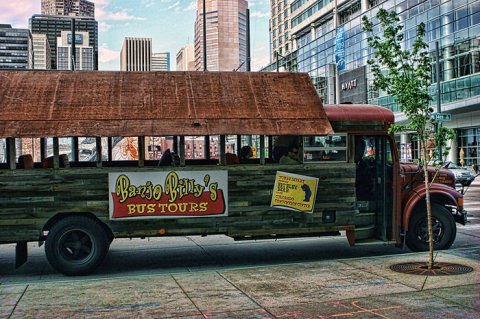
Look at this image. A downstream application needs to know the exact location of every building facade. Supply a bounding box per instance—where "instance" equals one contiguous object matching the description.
[41,0,95,18]
[56,31,93,70]
[264,0,480,166]
[30,14,98,70]
[32,34,51,69]
[176,44,196,71]
[270,0,292,62]
[194,0,248,71]
[0,24,33,70]
[152,52,170,71]
[120,37,152,71]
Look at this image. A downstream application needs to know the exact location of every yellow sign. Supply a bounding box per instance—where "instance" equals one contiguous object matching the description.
[271,171,319,213]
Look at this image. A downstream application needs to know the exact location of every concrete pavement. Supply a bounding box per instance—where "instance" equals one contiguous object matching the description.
[1,176,479,318]
[1,247,479,318]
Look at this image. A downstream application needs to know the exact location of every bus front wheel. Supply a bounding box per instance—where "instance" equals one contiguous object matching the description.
[406,203,456,252]
[45,216,109,276]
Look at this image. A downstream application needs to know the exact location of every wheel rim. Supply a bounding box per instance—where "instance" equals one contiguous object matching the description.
[57,229,96,264]
[415,217,445,244]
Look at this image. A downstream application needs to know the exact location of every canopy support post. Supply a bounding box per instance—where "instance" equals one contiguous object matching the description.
[219,135,226,165]
[179,136,185,166]
[95,137,102,168]
[138,136,145,167]
[53,137,60,169]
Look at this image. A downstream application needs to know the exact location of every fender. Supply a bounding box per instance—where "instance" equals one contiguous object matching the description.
[402,183,461,231]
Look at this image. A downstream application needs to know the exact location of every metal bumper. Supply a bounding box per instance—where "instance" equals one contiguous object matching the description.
[454,208,468,226]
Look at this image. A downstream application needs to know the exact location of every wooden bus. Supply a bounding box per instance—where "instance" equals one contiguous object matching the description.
[0,71,467,275]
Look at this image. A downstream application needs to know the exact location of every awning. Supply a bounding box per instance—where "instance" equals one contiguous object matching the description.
[0,70,333,137]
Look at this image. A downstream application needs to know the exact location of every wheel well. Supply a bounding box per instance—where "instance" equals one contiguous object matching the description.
[41,213,114,243]
[405,194,456,231]
[429,194,456,212]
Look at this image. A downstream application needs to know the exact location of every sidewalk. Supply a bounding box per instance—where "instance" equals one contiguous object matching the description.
[1,248,478,318]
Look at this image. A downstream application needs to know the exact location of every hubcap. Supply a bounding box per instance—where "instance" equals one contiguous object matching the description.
[58,229,95,263]
[416,217,444,244]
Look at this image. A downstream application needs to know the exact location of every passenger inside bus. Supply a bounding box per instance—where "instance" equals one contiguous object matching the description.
[42,154,70,168]
[279,145,300,164]
[18,154,34,169]
[239,145,253,163]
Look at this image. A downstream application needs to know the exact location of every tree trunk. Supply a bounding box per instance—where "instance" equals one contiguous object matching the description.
[423,145,434,269]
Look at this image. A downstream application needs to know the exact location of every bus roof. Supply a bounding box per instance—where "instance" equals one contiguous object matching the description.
[324,104,394,130]
[0,71,333,138]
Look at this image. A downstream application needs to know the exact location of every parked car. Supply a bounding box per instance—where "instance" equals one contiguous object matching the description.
[447,163,476,186]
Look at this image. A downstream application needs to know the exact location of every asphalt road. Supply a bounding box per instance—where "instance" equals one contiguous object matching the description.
[0,178,479,284]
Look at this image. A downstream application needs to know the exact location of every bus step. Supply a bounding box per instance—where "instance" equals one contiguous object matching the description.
[354,239,397,246]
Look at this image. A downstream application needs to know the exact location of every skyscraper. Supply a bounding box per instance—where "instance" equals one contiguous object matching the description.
[263,0,480,166]
[57,31,93,70]
[41,0,95,18]
[120,37,152,71]
[32,34,51,69]
[194,0,248,71]
[0,24,33,69]
[270,0,291,62]
[152,52,170,71]
[30,14,98,70]
[176,44,195,71]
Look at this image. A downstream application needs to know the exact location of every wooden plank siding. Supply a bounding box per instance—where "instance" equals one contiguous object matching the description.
[0,163,356,243]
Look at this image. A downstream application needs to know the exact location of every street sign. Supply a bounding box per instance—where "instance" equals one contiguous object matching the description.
[433,113,451,121]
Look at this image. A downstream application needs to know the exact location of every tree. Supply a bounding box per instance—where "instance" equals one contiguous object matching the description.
[363,9,455,269]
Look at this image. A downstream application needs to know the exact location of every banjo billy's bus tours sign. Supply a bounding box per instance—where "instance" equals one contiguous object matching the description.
[109,171,228,219]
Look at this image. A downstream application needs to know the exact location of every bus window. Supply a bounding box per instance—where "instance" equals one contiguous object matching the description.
[112,137,138,160]
[185,136,206,159]
[15,138,42,163]
[0,138,5,163]
[79,137,97,162]
[303,135,347,162]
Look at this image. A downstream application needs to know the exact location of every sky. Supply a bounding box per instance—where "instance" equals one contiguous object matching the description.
[0,0,271,71]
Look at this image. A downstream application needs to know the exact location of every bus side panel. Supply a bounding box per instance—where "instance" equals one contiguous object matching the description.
[0,164,357,243]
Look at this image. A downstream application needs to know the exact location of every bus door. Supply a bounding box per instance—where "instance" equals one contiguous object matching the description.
[355,135,393,241]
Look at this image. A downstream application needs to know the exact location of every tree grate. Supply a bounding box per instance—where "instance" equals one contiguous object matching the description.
[390,262,474,276]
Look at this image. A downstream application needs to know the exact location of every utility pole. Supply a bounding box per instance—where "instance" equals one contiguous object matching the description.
[203,0,207,71]
[436,41,442,161]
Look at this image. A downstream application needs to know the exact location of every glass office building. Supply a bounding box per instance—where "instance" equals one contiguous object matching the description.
[265,0,480,166]
[0,24,33,70]
[30,14,98,70]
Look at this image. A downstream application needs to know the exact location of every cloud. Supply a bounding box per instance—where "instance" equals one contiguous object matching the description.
[184,1,196,11]
[167,1,181,11]
[251,11,270,18]
[141,0,156,8]
[98,21,111,32]
[252,46,271,71]
[0,0,39,28]
[99,44,119,63]
[95,0,146,22]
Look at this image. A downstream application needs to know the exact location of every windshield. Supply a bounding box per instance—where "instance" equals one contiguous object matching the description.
[448,163,461,169]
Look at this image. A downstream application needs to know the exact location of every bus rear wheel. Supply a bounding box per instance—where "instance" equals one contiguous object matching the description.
[406,203,456,252]
[45,216,109,276]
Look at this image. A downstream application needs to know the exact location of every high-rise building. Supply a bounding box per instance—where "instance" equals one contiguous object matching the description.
[120,37,152,71]
[152,52,170,71]
[194,0,248,71]
[263,0,480,166]
[41,0,95,17]
[270,0,291,62]
[0,24,33,69]
[32,34,51,69]
[176,44,195,71]
[56,31,93,70]
[30,14,98,70]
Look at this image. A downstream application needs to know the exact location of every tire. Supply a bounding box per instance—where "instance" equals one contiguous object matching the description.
[406,203,456,252]
[45,216,109,276]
